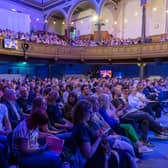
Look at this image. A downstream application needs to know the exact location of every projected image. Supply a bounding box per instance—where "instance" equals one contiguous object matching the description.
[100,70,112,78]
[4,39,18,49]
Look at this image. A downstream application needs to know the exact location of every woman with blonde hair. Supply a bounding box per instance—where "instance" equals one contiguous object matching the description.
[98,93,152,153]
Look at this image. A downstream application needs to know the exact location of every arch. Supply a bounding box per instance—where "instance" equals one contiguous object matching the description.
[45,8,67,35]
[67,0,98,24]
[99,0,120,16]
[45,8,67,21]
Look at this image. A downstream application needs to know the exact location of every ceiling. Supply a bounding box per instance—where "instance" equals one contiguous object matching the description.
[13,0,122,10]
[13,0,60,9]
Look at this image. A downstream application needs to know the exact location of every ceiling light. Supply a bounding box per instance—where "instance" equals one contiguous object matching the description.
[134,12,138,16]
[62,22,65,25]
[80,21,83,24]
[44,19,48,23]
[105,19,109,23]
[11,9,16,12]
[153,7,157,12]
[53,21,56,24]
[92,15,98,22]
[114,21,117,25]
[36,18,39,21]
[124,19,128,23]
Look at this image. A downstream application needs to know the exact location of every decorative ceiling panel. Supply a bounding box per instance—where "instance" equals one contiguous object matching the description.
[12,0,61,9]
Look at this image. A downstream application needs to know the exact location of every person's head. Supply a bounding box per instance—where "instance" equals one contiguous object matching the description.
[4,88,17,101]
[65,84,73,92]
[98,93,110,109]
[112,87,122,97]
[68,92,78,105]
[129,87,137,96]
[27,108,48,129]
[42,87,51,98]
[81,84,90,96]
[95,86,103,95]
[47,90,59,105]
[88,95,99,113]
[32,96,47,112]
[72,100,92,124]
[136,84,144,92]
[20,86,28,99]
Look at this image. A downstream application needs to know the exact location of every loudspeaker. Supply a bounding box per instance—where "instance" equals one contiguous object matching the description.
[22,43,29,51]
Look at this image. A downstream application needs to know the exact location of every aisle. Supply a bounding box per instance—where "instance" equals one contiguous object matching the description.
[138,114,168,168]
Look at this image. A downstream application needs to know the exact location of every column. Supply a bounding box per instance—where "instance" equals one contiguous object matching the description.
[137,63,146,79]
[95,19,105,42]
[65,24,71,44]
[165,0,168,33]
[43,15,47,31]
[141,4,146,43]
[121,1,126,39]
[97,22,101,42]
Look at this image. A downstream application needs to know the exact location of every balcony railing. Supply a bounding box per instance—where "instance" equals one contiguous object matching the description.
[0,37,168,61]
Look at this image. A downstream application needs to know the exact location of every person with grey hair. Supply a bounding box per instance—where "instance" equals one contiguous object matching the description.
[3,88,22,129]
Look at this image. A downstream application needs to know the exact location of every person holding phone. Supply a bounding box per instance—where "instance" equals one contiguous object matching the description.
[12,97,62,168]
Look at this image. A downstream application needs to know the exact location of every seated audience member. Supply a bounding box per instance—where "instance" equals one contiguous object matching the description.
[62,84,73,104]
[98,93,152,153]
[78,84,91,100]
[31,96,63,134]
[125,87,168,139]
[112,86,151,145]
[136,84,162,118]
[143,80,160,101]
[12,103,62,168]
[42,87,52,100]
[28,82,36,104]
[72,99,137,168]
[0,90,12,136]
[47,91,73,130]
[0,90,12,168]
[64,92,78,121]
[17,86,32,115]
[128,86,157,118]
[88,95,138,150]
[3,88,22,129]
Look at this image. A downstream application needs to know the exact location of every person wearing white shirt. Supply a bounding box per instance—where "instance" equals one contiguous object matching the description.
[128,87,156,118]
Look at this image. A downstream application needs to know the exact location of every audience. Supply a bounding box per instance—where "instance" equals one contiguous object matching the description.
[0,76,168,168]
[0,28,152,47]
[0,28,67,46]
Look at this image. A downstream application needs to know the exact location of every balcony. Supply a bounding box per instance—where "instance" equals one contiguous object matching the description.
[0,37,168,62]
